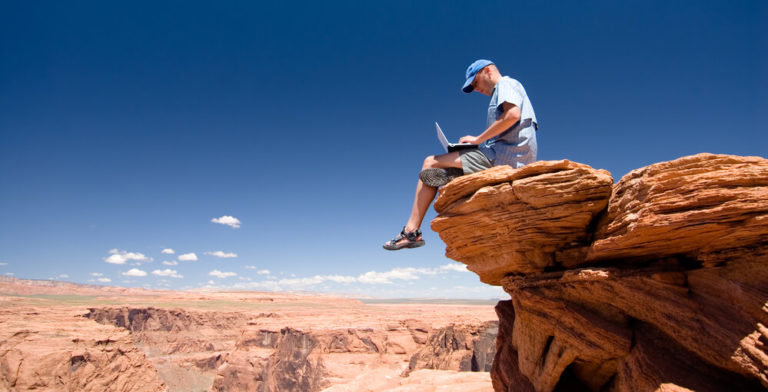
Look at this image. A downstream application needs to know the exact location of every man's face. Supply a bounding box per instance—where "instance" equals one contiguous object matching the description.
[471,67,493,96]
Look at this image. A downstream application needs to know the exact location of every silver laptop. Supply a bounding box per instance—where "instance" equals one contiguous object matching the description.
[435,122,478,153]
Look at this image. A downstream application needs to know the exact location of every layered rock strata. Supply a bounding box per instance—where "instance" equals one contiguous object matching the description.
[432,153,768,392]
[432,160,614,284]
[0,306,165,392]
[403,322,498,376]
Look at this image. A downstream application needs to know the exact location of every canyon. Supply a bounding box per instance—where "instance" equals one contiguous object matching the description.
[0,278,498,391]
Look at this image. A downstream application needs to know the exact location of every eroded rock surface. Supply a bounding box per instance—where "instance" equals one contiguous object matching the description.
[212,327,327,392]
[0,306,165,392]
[432,160,614,284]
[404,321,498,376]
[433,153,768,392]
[588,153,768,263]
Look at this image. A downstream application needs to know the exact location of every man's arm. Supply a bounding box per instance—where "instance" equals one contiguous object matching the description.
[458,102,521,144]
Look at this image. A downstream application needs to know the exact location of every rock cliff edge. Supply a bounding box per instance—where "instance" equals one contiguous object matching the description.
[432,153,768,392]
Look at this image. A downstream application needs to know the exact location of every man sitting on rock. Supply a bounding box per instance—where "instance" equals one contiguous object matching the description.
[383,59,538,250]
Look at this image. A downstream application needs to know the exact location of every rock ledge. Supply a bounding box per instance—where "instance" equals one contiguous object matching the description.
[432,153,768,391]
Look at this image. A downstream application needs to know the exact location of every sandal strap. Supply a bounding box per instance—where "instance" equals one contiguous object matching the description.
[388,227,422,245]
[401,227,422,241]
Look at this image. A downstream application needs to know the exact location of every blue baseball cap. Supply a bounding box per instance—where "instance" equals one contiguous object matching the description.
[462,59,494,93]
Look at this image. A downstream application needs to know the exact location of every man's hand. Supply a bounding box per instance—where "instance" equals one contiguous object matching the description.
[458,135,481,144]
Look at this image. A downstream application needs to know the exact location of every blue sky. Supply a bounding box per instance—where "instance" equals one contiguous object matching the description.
[1,1,766,298]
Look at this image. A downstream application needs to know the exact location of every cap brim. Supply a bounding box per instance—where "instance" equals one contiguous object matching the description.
[462,76,475,93]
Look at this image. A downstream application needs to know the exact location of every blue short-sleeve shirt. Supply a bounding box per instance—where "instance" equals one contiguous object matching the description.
[477,76,538,168]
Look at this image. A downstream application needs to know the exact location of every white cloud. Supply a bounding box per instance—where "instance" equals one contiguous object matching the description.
[357,267,435,284]
[178,253,198,261]
[5,272,14,276]
[104,249,149,265]
[205,251,238,258]
[323,274,355,283]
[209,270,237,279]
[58,274,69,279]
[90,272,103,277]
[0,262,7,266]
[440,263,469,273]
[209,264,480,293]
[276,276,324,286]
[97,277,111,283]
[161,248,175,254]
[207,280,215,285]
[232,267,435,290]
[162,260,178,266]
[211,215,241,229]
[122,268,147,277]
[152,269,183,279]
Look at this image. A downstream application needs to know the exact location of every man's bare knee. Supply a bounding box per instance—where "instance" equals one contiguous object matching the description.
[422,155,438,169]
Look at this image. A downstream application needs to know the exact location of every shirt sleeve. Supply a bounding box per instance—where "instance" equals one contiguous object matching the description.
[495,78,524,114]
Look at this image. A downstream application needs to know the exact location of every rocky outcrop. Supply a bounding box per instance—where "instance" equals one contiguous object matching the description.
[404,321,498,375]
[87,307,249,353]
[432,153,768,392]
[432,161,614,284]
[0,307,165,392]
[587,153,768,263]
[212,328,327,392]
[86,306,249,390]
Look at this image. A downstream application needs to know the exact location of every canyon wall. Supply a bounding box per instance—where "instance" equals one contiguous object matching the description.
[84,305,498,391]
[432,153,768,392]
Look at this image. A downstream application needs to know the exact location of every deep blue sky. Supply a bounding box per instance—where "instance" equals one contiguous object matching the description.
[1,1,766,298]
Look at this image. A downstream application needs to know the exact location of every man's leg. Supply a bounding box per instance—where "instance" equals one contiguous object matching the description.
[386,152,463,248]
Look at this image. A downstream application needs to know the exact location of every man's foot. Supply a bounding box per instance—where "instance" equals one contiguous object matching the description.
[383,227,425,250]
[419,168,464,187]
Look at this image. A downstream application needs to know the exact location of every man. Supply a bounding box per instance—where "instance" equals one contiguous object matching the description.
[383,59,538,250]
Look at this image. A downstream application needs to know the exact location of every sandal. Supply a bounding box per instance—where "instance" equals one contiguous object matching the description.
[383,227,425,250]
[419,168,464,187]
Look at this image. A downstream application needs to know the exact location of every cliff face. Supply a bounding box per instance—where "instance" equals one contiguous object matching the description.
[432,153,768,392]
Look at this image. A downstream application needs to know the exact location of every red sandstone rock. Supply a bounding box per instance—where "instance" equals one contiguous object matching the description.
[588,153,768,263]
[403,322,498,376]
[212,327,328,392]
[433,154,768,391]
[432,160,614,284]
[0,306,165,391]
